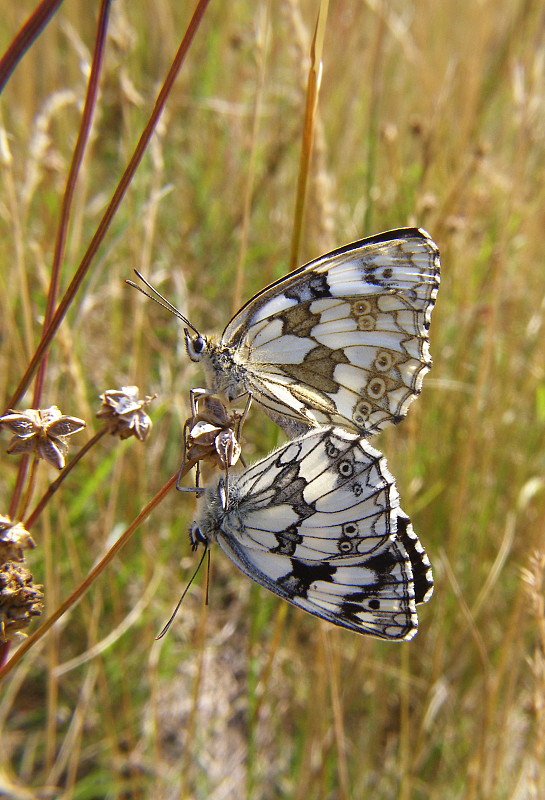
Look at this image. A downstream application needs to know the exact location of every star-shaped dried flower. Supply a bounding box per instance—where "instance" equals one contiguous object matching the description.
[0,406,86,470]
[0,516,35,565]
[0,562,44,642]
[96,385,155,442]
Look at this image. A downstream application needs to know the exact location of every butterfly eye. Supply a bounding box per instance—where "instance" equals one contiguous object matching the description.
[193,336,206,354]
[185,331,207,361]
[189,522,207,551]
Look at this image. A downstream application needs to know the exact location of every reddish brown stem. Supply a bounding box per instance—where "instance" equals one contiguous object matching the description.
[0,0,64,94]
[5,0,213,412]
[0,641,11,671]
[0,463,198,681]
[17,454,40,521]
[33,0,113,408]
[8,454,29,519]
[24,428,109,530]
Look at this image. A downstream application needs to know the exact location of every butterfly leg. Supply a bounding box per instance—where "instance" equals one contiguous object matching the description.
[236,393,253,433]
[176,417,191,487]
[235,393,252,467]
[176,462,206,496]
[176,410,205,495]
[189,386,210,416]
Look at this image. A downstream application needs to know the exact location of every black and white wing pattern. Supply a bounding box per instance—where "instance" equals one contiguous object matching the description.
[190,426,433,639]
[185,228,440,436]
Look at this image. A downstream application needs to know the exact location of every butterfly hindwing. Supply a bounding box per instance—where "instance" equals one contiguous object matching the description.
[215,228,440,434]
[192,426,433,640]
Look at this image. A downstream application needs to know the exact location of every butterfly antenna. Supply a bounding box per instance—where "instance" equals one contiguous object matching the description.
[126,269,200,336]
[205,548,211,605]
[155,544,209,639]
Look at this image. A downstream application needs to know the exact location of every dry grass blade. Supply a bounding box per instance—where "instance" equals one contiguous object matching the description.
[5,0,213,411]
[289,0,329,270]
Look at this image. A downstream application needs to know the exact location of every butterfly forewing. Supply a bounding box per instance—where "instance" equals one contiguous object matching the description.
[193,426,433,639]
[217,227,440,434]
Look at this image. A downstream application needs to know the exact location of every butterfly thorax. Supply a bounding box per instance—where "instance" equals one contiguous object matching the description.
[187,333,249,401]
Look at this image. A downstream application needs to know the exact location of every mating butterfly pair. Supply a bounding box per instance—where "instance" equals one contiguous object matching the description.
[180,228,440,639]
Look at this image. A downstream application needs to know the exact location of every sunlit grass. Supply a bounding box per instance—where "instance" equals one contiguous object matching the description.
[1,1,544,798]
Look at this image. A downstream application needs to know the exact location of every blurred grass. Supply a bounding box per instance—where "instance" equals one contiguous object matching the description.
[1,0,545,798]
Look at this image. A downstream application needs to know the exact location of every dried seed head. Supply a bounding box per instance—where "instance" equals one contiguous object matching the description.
[96,385,155,442]
[0,516,35,565]
[0,562,44,642]
[185,393,244,470]
[0,406,86,469]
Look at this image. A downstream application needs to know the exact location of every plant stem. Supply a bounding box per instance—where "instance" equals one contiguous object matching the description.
[24,428,109,530]
[0,461,198,681]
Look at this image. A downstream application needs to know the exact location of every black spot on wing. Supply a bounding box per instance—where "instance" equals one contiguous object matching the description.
[364,547,399,576]
[338,554,403,624]
[277,558,336,598]
[284,274,330,302]
[270,461,315,519]
[362,266,385,286]
[272,525,303,556]
[337,547,404,619]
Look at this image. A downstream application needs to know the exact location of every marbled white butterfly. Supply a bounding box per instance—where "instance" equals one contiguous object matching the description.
[190,426,433,639]
[184,228,440,437]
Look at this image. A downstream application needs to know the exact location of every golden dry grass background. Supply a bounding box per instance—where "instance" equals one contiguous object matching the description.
[1,1,545,798]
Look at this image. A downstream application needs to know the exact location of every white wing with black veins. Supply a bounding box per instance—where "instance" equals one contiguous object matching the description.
[220,228,440,434]
[193,426,433,640]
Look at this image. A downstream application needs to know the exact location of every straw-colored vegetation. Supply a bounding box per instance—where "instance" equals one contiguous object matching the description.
[1,1,544,798]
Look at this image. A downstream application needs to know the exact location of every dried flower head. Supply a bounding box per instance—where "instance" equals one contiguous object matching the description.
[0,516,35,565]
[185,394,243,470]
[96,385,155,442]
[0,406,86,470]
[179,391,250,497]
[0,562,44,642]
